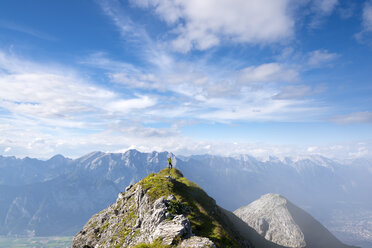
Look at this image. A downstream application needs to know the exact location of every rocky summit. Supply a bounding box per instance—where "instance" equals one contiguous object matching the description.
[72,168,360,248]
[72,168,250,248]
[234,193,357,248]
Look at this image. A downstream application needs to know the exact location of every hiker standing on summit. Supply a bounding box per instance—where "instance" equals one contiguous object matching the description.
[168,156,173,169]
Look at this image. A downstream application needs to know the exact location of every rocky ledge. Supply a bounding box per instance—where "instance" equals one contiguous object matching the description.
[72,168,245,247]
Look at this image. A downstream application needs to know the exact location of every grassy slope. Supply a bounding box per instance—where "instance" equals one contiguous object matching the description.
[138,168,244,247]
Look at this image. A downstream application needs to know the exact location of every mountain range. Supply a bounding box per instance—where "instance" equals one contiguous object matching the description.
[0,150,371,247]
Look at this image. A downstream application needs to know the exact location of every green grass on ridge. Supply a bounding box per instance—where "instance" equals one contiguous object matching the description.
[139,168,240,247]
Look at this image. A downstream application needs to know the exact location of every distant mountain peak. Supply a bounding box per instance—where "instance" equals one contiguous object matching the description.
[48,154,66,161]
[235,193,305,248]
[234,193,356,248]
[257,193,287,204]
[124,148,140,154]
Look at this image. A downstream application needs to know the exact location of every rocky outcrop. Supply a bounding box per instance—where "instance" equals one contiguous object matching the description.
[72,169,239,247]
[179,236,216,247]
[234,193,357,248]
[72,186,212,247]
[235,194,305,248]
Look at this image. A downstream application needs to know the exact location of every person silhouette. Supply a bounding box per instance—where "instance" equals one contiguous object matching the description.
[168,156,172,169]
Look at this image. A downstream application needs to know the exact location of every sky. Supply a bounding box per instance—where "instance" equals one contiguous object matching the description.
[0,0,371,159]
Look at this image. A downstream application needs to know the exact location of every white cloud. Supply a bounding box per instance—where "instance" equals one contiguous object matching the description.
[348,145,369,158]
[106,96,156,114]
[106,59,318,123]
[82,3,335,128]
[355,1,372,42]
[332,112,372,124]
[0,115,182,158]
[0,117,62,158]
[273,85,313,99]
[307,49,338,67]
[1,108,369,160]
[307,146,318,152]
[99,0,151,43]
[131,0,294,52]
[195,89,324,122]
[3,113,370,160]
[0,73,109,118]
[0,52,157,121]
[99,0,174,68]
[363,0,372,32]
[83,49,324,124]
[238,63,298,84]
[81,52,140,73]
[312,0,338,15]
[108,72,160,90]
[309,0,339,28]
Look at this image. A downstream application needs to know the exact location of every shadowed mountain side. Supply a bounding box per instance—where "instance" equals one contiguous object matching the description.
[0,173,119,236]
[222,209,292,248]
[286,200,359,248]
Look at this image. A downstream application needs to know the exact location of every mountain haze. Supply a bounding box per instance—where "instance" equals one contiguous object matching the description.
[0,150,370,246]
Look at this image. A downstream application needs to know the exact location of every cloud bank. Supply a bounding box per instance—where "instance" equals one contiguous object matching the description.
[131,0,294,52]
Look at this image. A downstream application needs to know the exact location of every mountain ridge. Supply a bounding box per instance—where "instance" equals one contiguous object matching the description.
[72,168,247,247]
[0,149,370,247]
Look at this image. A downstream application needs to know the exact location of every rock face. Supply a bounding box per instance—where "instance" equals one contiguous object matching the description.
[72,168,245,247]
[234,193,357,248]
[235,194,305,248]
[72,186,198,247]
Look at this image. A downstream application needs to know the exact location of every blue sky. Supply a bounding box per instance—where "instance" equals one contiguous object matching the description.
[0,0,371,159]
